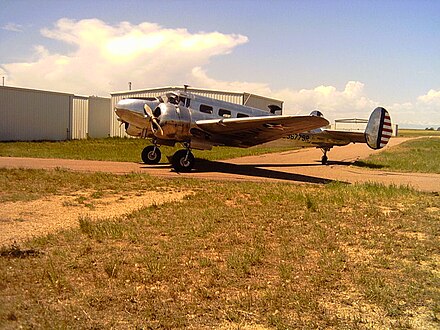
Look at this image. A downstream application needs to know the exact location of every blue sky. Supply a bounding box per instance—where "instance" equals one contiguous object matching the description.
[1,0,439,127]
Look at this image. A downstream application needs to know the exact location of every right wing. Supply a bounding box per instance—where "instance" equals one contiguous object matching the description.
[195,115,329,147]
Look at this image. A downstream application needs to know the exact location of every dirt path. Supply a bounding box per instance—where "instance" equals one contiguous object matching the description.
[1,137,439,245]
[0,137,439,192]
[0,189,192,246]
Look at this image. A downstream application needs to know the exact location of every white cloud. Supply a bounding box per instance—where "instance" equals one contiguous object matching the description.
[1,18,248,95]
[417,89,440,105]
[192,67,378,120]
[192,67,440,126]
[389,89,440,127]
[1,18,438,126]
[1,23,23,32]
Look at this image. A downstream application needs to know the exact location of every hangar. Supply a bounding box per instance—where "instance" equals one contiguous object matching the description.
[110,86,284,137]
[0,86,110,141]
[1,84,399,141]
[332,117,398,136]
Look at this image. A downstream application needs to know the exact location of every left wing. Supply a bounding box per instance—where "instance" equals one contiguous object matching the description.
[195,115,329,147]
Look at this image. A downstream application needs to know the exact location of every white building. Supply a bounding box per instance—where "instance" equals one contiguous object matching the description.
[0,86,110,141]
[332,117,398,136]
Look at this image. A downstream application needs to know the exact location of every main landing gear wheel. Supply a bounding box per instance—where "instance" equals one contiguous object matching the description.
[320,147,330,165]
[141,146,162,164]
[171,149,195,172]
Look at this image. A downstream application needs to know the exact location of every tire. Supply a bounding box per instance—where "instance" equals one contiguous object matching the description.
[141,146,161,164]
[171,149,195,172]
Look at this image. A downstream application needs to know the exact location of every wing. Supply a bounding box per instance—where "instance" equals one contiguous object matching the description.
[194,115,329,147]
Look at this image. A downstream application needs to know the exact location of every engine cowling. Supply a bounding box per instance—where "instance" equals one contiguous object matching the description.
[152,103,192,140]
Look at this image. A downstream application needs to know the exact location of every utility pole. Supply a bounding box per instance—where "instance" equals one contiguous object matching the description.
[2,76,4,86]
[128,82,132,90]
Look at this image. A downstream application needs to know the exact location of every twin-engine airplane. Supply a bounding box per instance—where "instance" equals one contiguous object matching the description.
[114,89,391,172]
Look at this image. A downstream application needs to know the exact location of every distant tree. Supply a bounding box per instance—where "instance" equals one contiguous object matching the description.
[437,127,440,131]
[426,127,434,130]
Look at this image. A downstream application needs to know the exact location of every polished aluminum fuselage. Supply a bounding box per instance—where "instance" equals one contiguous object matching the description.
[114,91,277,148]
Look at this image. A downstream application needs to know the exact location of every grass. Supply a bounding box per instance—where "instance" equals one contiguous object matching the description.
[0,169,439,328]
[355,137,440,173]
[0,137,297,163]
[398,129,440,137]
[0,167,186,203]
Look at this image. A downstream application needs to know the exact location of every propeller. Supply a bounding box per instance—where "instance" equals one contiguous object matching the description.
[144,103,164,136]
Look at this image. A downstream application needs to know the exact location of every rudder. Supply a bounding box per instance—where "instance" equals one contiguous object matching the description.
[365,107,392,149]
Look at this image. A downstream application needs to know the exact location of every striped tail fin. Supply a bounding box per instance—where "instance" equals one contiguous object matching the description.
[365,107,392,150]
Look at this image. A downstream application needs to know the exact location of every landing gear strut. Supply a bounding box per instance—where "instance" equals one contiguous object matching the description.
[320,147,331,165]
[171,143,195,172]
[141,144,161,164]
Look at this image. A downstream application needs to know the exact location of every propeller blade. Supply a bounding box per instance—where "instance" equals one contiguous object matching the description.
[152,118,164,135]
[144,103,164,136]
[144,103,154,117]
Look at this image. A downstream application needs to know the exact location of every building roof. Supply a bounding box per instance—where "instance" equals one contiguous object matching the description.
[110,85,283,104]
[334,118,368,123]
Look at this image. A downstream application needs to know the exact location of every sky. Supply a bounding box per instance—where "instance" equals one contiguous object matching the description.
[0,0,439,128]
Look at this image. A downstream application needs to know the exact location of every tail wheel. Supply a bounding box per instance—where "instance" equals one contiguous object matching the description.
[141,146,161,164]
[171,149,195,172]
[321,155,328,165]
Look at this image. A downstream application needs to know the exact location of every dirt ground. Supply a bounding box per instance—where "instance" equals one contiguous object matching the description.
[1,137,439,246]
[0,137,439,192]
[0,189,192,246]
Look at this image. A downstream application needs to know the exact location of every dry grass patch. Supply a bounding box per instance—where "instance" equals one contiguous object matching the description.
[0,170,439,329]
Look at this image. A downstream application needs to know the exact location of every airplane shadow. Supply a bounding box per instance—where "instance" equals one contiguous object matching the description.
[191,159,343,185]
[352,160,386,169]
[230,160,354,168]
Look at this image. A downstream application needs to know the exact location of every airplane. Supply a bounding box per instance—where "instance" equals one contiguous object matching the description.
[286,107,392,164]
[114,88,391,171]
[114,89,329,172]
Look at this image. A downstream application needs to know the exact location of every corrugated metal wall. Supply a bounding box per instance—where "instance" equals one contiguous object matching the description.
[334,120,368,133]
[1,85,285,141]
[244,93,283,113]
[0,86,71,141]
[332,119,398,136]
[0,86,109,141]
[88,96,111,138]
[71,96,89,139]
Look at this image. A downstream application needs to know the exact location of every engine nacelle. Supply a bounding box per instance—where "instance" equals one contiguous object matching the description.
[155,103,192,140]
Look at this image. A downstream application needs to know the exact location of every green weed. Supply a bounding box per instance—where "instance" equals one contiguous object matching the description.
[355,137,440,173]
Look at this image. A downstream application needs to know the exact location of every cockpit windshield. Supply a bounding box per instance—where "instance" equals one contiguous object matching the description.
[165,92,188,106]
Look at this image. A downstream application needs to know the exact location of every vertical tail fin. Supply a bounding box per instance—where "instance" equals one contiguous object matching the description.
[365,107,392,150]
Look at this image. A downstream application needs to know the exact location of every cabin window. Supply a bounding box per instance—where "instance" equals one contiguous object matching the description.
[200,104,213,114]
[237,113,249,118]
[219,109,231,118]
[185,98,191,107]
